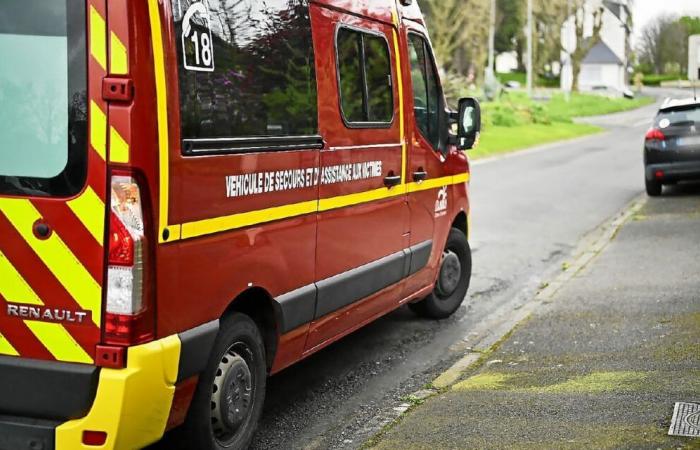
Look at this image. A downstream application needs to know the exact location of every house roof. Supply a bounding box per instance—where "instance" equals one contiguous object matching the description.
[582,41,623,65]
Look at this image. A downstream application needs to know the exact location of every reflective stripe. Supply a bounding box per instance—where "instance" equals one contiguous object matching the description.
[110,31,128,74]
[0,333,19,356]
[147,0,178,243]
[391,11,407,186]
[181,200,318,240]
[109,126,130,164]
[0,251,42,305]
[0,250,93,363]
[90,101,107,161]
[67,187,106,244]
[0,199,101,327]
[89,6,107,70]
[25,321,93,364]
[319,186,404,212]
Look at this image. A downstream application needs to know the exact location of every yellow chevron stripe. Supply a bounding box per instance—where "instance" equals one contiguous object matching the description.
[0,333,19,356]
[25,321,93,364]
[0,251,42,305]
[391,11,407,186]
[67,187,106,244]
[90,101,107,160]
[109,126,130,164]
[89,6,107,71]
[110,31,128,75]
[0,199,101,327]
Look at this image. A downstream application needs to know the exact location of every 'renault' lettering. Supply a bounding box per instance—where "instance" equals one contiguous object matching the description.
[5,303,90,324]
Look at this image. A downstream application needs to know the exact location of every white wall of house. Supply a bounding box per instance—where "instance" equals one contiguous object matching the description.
[496,51,519,74]
[690,35,700,81]
[560,0,629,93]
[578,63,625,91]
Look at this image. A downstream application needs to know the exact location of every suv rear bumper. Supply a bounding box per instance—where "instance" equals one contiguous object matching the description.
[0,320,218,450]
[645,161,700,182]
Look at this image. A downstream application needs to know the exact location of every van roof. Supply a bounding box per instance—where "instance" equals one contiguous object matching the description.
[314,0,398,24]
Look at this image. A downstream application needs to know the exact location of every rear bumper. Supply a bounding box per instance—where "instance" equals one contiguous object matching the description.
[645,161,700,182]
[0,321,219,450]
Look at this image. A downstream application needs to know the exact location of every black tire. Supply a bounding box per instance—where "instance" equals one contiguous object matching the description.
[645,178,662,196]
[182,313,266,450]
[409,228,472,319]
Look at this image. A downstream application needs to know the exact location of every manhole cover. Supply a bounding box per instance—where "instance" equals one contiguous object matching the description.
[669,402,700,437]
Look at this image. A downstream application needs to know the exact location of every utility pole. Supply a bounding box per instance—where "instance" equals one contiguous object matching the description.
[487,0,496,78]
[526,0,533,97]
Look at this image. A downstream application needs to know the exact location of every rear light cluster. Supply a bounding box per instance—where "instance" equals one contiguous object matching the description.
[645,128,666,141]
[104,175,154,346]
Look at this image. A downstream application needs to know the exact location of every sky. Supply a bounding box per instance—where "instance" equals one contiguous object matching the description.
[632,0,700,45]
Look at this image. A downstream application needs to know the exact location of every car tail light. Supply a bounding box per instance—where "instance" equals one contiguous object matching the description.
[645,128,666,141]
[104,174,154,346]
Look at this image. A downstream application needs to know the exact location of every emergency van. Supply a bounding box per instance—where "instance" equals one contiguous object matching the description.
[0,0,480,449]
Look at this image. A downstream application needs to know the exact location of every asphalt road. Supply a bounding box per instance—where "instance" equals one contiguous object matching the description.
[242,88,689,449]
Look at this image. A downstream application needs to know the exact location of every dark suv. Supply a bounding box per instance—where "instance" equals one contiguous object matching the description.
[644,98,700,196]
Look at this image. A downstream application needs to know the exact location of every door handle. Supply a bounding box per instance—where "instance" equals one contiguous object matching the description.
[383,174,402,188]
[413,170,428,182]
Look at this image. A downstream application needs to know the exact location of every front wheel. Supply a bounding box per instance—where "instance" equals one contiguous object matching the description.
[409,228,472,319]
[183,313,267,450]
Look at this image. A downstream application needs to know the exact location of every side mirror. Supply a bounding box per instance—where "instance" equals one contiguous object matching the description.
[457,97,481,150]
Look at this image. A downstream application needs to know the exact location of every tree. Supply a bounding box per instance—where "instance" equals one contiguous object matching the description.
[638,15,691,75]
[421,0,490,78]
[495,0,524,59]
[569,1,604,92]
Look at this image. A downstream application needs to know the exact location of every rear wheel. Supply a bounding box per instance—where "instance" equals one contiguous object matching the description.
[183,313,266,450]
[409,228,472,319]
[645,178,662,196]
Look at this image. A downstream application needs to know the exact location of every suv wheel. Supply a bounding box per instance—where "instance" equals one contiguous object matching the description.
[645,178,662,196]
[183,313,266,450]
[409,228,472,319]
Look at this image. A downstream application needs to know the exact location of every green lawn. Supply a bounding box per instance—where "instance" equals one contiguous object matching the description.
[469,92,654,159]
[471,123,602,159]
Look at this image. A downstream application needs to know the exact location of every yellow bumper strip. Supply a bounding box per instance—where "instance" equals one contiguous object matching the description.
[55,335,181,450]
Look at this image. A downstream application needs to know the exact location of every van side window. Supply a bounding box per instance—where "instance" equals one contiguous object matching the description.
[172,0,318,152]
[408,34,440,150]
[336,27,393,127]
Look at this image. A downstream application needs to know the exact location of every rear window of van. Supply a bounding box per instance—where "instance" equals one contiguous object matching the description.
[0,0,87,197]
[172,0,318,153]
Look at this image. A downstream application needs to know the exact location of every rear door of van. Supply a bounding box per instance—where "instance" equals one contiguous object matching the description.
[0,0,107,365]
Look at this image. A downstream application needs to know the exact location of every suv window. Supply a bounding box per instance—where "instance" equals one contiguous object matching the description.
[336,27,393,126]
[408,34,441,150]
[0,0,87,197]
[172,0,318,151]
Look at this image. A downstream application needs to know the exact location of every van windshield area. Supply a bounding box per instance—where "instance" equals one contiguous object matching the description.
[0,0,87,197]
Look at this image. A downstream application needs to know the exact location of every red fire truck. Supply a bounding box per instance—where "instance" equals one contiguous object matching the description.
[0,0,480,448]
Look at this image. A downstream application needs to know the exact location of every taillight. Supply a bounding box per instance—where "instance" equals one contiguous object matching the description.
[645,128,666,141]
[104,175,153,346]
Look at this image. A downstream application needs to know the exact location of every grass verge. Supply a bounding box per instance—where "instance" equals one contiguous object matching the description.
[471,122,602,159]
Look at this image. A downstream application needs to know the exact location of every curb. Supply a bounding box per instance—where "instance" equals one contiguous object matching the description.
[364,194,647,448]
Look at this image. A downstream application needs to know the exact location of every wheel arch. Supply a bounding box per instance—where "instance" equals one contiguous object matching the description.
[223,287,279,372]
[451,210,468,238]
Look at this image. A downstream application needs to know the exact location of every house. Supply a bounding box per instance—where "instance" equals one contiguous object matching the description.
[560,0,631,94]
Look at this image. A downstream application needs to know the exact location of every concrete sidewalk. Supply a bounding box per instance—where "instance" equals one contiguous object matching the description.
[367,185,700,450]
